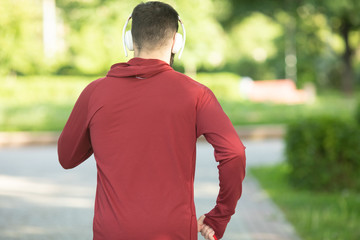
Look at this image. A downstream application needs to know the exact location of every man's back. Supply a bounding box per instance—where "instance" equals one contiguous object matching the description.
[91,58,201,239]
[58,58,245,239]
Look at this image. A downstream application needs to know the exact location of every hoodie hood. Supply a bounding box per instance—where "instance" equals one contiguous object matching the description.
[106,58,173,79]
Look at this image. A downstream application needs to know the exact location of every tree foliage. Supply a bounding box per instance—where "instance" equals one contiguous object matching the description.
[0,0,44,76]
[221,0,360,92]
[0,0,227,76]
[1,0,360,93]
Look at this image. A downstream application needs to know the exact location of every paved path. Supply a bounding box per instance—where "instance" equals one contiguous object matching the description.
[0,139,300,240]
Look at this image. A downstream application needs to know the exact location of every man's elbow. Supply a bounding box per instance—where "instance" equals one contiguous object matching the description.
[218,147,246,166]
[237,148,246,167]
[229,147,246,166]
[59,161,73,170]
[228,148,246,178]
[57,145,75,169]
[57,147,91,169]
[57,138,77,169]
[58,155,75,169]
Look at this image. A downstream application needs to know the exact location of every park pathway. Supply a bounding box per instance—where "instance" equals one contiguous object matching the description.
[0,139,301,240]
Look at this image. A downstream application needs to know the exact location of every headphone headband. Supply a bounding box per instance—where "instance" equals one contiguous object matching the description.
[122,14,186,59]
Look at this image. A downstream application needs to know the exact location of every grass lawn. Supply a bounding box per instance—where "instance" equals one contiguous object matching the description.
[0,73,357,131]
[250,164,360,240]
[0,75,91,131]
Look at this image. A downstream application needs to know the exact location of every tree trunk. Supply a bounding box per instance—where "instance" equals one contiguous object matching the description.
[340,19,354,95]
[284,0,298,83]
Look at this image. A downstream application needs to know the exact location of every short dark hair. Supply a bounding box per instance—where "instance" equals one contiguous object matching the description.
[131,1,179,51]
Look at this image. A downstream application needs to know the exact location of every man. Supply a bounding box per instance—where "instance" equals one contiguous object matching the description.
[58,1,246,240]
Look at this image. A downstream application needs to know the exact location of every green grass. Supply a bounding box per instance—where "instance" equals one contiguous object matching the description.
[0,73,358,131]
[0,75,93,131]
[194,72,357,126]
[250,164,360,240]
[223,95,356,125]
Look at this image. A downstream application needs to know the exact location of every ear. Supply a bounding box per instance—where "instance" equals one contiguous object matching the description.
[172,33,183,54]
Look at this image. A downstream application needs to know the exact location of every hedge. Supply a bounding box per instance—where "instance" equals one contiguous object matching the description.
[285,116,360,191]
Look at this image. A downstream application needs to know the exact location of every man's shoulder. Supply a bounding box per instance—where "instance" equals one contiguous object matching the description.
[77,77,106,99]
[84,77,107,91]
[166,70,208,91]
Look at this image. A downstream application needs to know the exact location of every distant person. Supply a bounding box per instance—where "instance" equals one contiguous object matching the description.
[57,1,246,240]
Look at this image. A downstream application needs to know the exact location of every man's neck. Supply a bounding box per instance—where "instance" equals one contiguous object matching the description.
[134,49,171,65]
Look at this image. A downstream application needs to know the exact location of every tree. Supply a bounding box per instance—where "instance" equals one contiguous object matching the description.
[216,0,299,82]
[222,0,360,93]
[314,0,360,94]
[0,0,227,76]
[55,0,227,75]
[0,0,44,76]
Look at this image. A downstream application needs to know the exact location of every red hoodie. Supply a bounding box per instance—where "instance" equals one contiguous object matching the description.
[58,58,246,240]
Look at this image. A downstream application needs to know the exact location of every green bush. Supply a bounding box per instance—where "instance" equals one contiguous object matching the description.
[285,116,360,191]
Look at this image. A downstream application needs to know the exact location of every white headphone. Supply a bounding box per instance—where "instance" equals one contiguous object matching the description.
[122,14,186,59]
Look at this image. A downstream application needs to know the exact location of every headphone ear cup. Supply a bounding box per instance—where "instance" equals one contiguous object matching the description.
[172,33,183,54]
[125,30,134,51]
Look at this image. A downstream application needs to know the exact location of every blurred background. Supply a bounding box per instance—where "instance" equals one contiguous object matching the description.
[1,0,360,131]
[0,0,359,239]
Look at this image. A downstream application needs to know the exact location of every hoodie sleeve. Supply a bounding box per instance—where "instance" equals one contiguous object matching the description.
[57,80,100,169]
[196,87,246,239]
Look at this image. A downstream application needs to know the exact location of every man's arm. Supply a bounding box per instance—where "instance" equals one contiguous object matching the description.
[58,80,101,169]
[196,87,246,239]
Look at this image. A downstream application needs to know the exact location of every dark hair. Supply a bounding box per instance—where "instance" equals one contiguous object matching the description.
[131,1,179,51]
